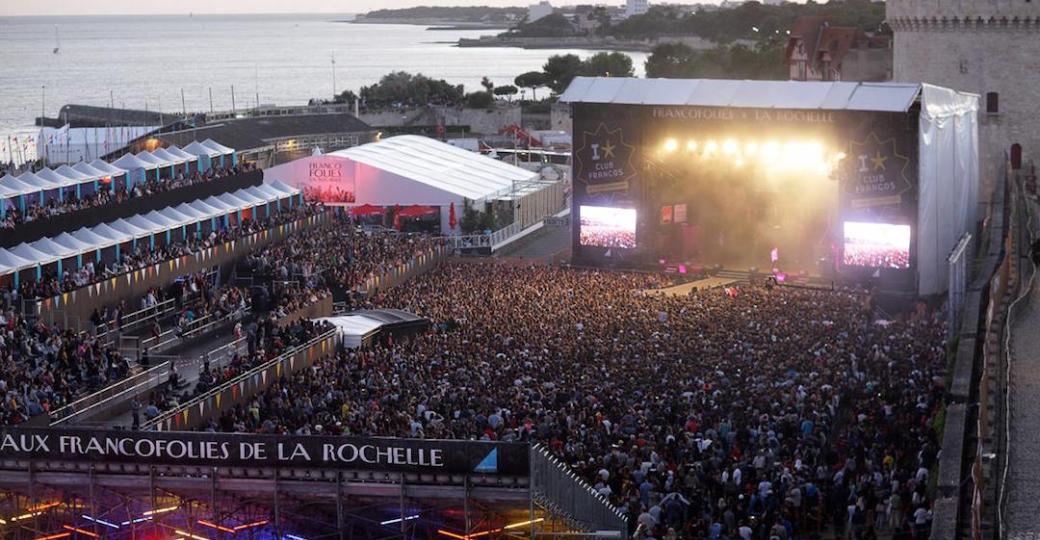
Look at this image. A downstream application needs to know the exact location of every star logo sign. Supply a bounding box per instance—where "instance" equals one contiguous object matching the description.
[575,123,636,193]
[870,150,888,171]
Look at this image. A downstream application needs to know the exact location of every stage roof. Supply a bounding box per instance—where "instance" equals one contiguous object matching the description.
[559,77,936,113]
[329,135,540,201]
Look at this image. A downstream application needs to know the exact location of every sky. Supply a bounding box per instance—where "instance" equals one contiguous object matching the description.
[1,0,755,17]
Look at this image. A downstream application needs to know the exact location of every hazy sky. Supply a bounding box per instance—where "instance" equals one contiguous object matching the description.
[1,0,747,17]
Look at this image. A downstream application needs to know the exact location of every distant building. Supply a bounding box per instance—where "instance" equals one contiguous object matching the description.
[624,0,649,18]
[527,1,554,23]
[785,16,892,82]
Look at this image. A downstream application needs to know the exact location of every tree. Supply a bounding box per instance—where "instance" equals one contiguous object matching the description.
[589,6,611,35]
[645,43,701,78]
[465,91,494,109]
[514,71,546,100]
[542,54,584,94]
[508,12,576,38]
[332,89,359,105]
[580,52,635,78]
[493,85,519,102]
[359,71,464,108]
[480,76,495,93]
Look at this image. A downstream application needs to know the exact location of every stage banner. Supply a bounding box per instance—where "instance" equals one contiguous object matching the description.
[268,156,355,206]
[840,132,914,209]
[573,115,638,195]
[0,427,527,476]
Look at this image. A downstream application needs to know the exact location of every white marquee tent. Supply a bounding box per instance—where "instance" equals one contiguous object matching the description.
[263,135,541,234]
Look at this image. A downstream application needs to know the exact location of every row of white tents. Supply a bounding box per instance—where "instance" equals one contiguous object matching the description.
[0,140,236,217]
[0,180,301,286]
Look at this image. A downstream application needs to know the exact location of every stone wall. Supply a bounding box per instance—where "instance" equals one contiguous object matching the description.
[888,0,1040,202]
[359,105,522,136]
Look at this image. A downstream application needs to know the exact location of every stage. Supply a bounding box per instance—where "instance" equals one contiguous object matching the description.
[561,77,981,297]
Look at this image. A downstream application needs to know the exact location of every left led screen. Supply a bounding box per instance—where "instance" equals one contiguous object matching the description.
[579,206,637,249]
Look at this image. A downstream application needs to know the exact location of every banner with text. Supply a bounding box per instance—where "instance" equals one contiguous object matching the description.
[0,428,528,476]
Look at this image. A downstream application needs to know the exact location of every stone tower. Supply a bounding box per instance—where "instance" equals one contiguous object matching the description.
[887,0,1040,199]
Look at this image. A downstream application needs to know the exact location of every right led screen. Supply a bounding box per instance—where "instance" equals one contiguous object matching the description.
[842,221,911,269]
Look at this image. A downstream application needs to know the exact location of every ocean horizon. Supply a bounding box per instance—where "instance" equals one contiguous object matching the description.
[0,12,647,162]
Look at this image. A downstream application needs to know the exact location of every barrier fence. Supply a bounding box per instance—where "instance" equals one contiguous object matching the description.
[931,158,1014,540]
[144,329,339,431]
[358,244,448,296]
[996,167,1038,539]
[948,232,973,340]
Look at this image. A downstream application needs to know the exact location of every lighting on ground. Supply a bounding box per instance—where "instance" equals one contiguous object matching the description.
[381,515,420,526]
[81,515,120,529]
[62,525,98,538]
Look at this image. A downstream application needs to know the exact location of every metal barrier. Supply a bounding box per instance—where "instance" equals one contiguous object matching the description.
[143,329,338,431]
[358,245,448,296]
[948,232,973,340]
[529,444,628,538]
[49,359,175,425]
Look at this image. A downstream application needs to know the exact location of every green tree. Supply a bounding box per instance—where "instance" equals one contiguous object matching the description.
[580,51,635,78]
[542,54,584,94]
[589,6,611,35]
[359,71,464,107]
[465,91,494,109]
[493,85,519,102]
[333,89,359,104]
[514,71,546,100]
[645,43,701,78]
[508,12,576,37]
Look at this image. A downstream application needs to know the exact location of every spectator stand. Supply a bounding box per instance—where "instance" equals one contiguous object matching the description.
[25,208,326,331]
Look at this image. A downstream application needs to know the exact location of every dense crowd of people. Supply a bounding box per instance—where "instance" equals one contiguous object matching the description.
[243,216,443,304]
[843,244,911,270]
[212,263,946,539]
[0,308,130,424]
[139,318,332,426]
[0,163,257,230]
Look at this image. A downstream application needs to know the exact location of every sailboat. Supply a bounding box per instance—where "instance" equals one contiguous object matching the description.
[52,26,60,54]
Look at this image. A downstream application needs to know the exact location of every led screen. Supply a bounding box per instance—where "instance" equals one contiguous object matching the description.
[843,221,911,269]
[579,206,637,249]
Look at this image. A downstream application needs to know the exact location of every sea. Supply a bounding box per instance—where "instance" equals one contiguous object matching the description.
[0,13,648,163]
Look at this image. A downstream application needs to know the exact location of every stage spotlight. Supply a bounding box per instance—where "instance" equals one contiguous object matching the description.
[835,151,848,161]
[735,158,745,168]
[686,140,698,152]
[704,140,718,156]
[745,142,758,156]
[805,141,824,161]
[763,141,780,160]
[663,139,679,153]
[723,139,738,155]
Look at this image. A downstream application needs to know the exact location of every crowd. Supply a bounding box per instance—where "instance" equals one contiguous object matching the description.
[212,263,946,539]
[1,202,323,306]
[580,225,638,249]
[0,163,258,230]
[139,318,332,426]
[0,308,130,424]
[242,216,442,304]
[843,244,911,270]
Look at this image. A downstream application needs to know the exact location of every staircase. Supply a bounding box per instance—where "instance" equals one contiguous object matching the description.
[529,444,628,538]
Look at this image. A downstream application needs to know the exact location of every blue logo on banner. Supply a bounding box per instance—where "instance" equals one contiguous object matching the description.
[474,448,498,473]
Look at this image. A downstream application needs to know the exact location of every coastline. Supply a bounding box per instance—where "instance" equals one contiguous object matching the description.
[347,18,510,30]
[457,36,656,53]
